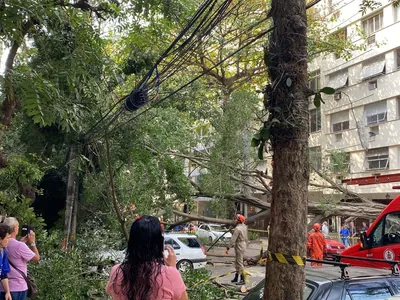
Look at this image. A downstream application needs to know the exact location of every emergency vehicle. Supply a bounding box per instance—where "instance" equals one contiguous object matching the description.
[341,193,400,268]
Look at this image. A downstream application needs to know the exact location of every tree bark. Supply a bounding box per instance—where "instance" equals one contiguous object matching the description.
[0,21,32,168]
[70,177,79,247]
[263,0,309,298]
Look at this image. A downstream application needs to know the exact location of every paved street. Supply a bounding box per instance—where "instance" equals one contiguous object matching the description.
[206,240,268,294]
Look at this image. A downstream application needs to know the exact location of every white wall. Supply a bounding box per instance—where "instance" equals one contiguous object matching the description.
[309,0,400,198]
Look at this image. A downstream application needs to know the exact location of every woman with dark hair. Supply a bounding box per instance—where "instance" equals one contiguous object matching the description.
[106,216,188,300]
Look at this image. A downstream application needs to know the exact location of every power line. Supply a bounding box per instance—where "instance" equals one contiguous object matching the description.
[83,0,233,140]
[85,0,319,141]
[104,27,274,138]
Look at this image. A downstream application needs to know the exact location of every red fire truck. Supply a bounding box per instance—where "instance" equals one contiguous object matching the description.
[341,191,400,268]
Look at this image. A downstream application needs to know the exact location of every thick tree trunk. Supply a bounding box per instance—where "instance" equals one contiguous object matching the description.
[263,0,309,299]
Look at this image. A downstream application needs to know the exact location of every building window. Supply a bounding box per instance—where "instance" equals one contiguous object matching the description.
[366,147,389,170]
[328,69,348,90]
[309,146,322,171]
[331,110,349,132]
[332,28,347,59]
[308,70,320,93]
[395,4,400,22]
[362,11,383,36]
[398,98,400,119]
[396,49,400,69]
[361,56,386,81]
[310,108,321,132]
[365,101,387,125]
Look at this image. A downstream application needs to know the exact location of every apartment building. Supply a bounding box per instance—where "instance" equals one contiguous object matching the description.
[308,0,400,210]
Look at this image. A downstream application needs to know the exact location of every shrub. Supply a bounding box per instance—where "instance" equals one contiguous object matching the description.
[182,268,238,300]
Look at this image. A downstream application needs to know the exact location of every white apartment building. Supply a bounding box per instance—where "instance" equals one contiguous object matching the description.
[308,0,400,211]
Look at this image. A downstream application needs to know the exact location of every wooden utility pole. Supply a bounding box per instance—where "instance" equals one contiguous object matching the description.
[263,0,309,298]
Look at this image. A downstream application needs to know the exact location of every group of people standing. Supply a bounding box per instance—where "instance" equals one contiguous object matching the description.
[340,221,369,248]
[0,217,40,300]
[308,220,370,266]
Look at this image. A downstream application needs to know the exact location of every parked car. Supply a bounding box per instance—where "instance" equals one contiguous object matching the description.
[196,223,232,242]
[243,265,400,299]
[307,232,346,260]
[324,235,346,259]
[164,232,207,272]
[96,233,207,273]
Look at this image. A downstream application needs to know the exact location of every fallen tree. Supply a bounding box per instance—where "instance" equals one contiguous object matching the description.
[172,209,270,226]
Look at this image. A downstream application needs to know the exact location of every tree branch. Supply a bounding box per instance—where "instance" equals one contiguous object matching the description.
[0,20,34,168]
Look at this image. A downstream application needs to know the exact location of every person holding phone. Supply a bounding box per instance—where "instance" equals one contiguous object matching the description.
[106,216,188,300]
[0,218,40,300]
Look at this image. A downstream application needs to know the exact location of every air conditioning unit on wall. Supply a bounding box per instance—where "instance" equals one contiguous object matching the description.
[334,92,342,101]
[367,34,376,45]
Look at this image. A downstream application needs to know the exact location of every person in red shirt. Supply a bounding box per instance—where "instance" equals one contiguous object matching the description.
[307,223,326,267]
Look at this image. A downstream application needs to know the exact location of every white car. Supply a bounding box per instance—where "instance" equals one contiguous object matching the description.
[164,233,207,272]
[96,233,207,273]
[196,223,232,242]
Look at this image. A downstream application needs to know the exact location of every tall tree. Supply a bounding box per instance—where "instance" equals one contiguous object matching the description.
[263,0,309,299]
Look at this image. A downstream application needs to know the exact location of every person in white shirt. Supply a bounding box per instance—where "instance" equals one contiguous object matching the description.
[321,221,329,235]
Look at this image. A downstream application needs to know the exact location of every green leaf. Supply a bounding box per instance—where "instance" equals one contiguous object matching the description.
[251,138,260,147]
[319,87,335,95]
[313,93,322,108]
[260,128,270,140]
[258,143,265,160]
[253,133,261,140]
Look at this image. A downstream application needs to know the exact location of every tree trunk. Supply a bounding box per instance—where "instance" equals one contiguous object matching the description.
[263,0,309,298]
[70,178,79,247]
[64,145,77,250]
[0,21,32,168]
[105,131,129,242]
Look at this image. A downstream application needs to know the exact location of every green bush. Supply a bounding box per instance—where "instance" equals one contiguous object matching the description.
[248,231,260,241]
[30,230,111,300]
[183,268,238,300]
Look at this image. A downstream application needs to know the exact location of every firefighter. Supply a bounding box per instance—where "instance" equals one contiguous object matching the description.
[307,223,326,267]
[226,214,248,285]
